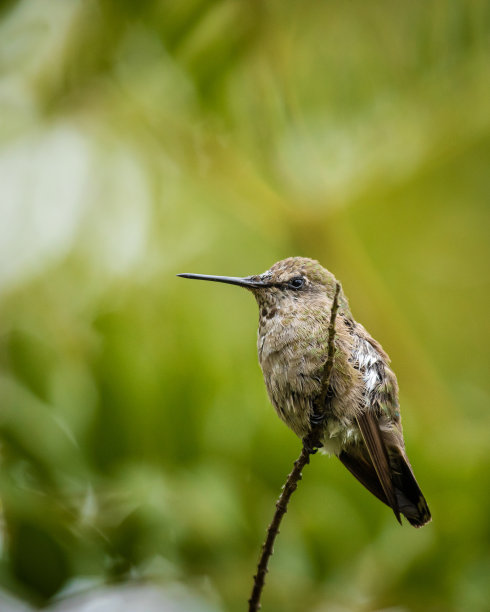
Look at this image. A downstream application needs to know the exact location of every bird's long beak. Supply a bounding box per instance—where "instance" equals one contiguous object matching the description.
[177,273,267,289]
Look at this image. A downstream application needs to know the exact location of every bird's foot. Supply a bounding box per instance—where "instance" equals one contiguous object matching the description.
[309,412,326,425]
[303,432,323,454]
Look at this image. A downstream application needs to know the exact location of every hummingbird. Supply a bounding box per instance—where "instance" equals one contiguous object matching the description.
[178,257,431,527]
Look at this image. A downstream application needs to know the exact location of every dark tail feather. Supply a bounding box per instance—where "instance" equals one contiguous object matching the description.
[391,454,431,527]
[339,447,431,528]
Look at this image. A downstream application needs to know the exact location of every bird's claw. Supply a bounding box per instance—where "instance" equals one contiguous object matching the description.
[309,412,326,425]
[303,433,323,454]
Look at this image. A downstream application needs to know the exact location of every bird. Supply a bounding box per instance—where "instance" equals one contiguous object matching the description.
[178,257,431,527]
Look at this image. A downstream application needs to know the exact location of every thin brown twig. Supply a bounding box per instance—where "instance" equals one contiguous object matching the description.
[315,281,342,422]
[248,282,341,612]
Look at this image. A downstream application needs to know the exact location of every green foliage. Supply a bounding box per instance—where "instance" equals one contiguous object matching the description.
[0,0,489,610]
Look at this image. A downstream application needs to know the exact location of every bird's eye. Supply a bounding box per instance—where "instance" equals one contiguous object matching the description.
[288,277,305,290]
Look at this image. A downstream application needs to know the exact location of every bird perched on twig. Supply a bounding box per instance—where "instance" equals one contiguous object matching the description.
[178,257,431,527]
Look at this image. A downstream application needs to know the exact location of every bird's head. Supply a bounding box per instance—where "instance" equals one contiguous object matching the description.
[178,257,343,313]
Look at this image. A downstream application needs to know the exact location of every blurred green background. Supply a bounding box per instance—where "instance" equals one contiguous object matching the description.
[0,1,489,611]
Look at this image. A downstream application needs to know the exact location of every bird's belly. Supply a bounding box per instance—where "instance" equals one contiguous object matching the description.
[267,381,361,454]
[259,341,315,435]
[258,320,361,450]
[258,337,326,439]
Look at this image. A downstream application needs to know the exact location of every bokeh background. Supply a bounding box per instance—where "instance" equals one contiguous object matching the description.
[0,1,489,611]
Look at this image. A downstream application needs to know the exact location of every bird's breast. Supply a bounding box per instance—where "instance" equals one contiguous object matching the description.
[257,311,329,436]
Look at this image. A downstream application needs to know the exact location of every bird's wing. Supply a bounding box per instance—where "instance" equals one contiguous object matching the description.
[340,325,431,527]
[355,412,401,524]
[338,446,390,506]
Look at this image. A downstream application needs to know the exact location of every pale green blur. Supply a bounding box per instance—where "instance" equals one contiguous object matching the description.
[0,1,489,611]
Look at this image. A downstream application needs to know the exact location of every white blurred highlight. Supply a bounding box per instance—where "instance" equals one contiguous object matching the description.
[0,124,151,293]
